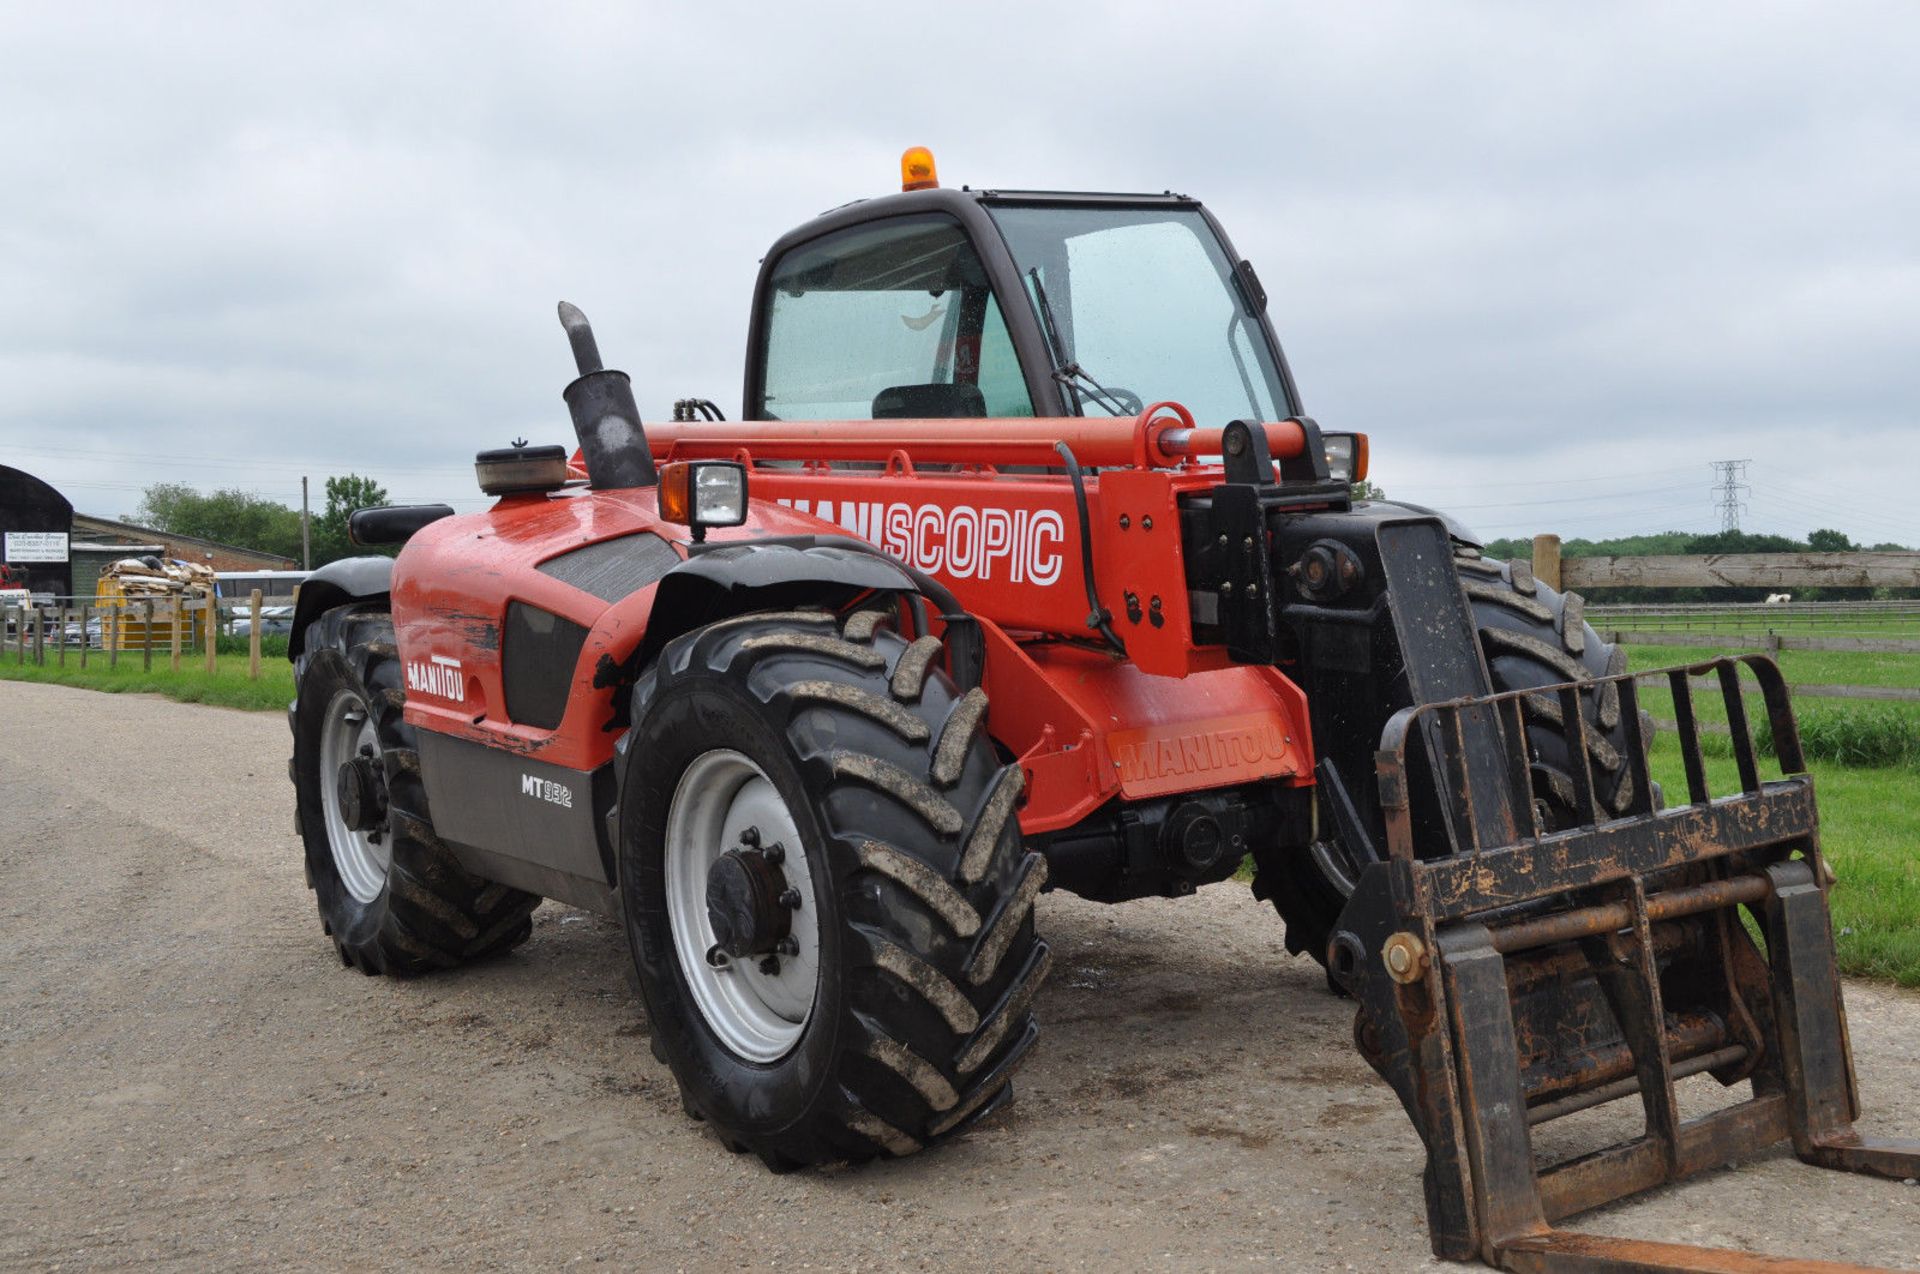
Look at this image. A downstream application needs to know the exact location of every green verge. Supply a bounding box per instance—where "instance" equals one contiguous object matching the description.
[0,650,294,713]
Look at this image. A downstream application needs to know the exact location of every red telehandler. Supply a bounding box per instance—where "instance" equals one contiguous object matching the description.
[288,150,1918,1269]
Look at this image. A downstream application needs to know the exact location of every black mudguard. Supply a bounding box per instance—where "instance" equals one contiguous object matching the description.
[287,556,394,658]
[632,539,925,670]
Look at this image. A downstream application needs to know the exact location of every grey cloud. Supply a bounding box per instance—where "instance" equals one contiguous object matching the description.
[2,1,1916,541]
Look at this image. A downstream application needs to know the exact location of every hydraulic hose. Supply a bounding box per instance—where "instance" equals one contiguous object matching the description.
[1053,441,1127,657]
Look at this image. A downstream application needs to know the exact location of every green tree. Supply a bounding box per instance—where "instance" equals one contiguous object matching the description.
[1808,527,1855,552]
[1350,479,1386,502]
[1481,536,1532,562]
[311,474,393,565]
[132,484,304,560]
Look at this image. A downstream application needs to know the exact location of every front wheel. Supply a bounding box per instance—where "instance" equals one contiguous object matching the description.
[619,608,1050,1168]
[290,604,539,974]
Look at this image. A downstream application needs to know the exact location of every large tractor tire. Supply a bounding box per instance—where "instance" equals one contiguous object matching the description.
[291,604,540,975]
[619,608,1049,1170]
[1256,549,1644,979]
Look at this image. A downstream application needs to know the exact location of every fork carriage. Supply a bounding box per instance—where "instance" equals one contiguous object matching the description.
[1335,654,1920,1270]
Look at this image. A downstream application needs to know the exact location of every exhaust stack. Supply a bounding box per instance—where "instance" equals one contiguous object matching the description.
[557,301,657,490]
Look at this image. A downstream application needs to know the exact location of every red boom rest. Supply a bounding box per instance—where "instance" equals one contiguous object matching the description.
[646,405,1309,472]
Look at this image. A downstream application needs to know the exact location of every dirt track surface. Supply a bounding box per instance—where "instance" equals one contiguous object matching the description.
[3,679,1918,1272]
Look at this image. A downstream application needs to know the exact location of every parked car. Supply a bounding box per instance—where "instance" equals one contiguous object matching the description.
[231,605,295,638]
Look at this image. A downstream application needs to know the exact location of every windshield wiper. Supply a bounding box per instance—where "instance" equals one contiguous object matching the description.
[1027,268,1131,417]
[1052,362,1132,418]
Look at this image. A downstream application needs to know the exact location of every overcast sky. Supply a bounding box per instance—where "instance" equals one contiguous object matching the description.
[3,2,1917,547]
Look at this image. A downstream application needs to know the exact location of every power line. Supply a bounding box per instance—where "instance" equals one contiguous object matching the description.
[1432,482,1703,513]
[1710,459,1751,532]
[5,441,475,477]
[1749,479,1920,534]
[1467,500,1709,535]
[1744,487,1920,544]
[1383,467,1676,492]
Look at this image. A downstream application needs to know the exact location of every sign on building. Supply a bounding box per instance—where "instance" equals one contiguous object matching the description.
[4,532,70,563]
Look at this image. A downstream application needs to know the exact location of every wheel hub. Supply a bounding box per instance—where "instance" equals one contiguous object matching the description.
[335,751,387,832]
[706,843,795,959]
[665,750,819,1062]
[317,690,393,905]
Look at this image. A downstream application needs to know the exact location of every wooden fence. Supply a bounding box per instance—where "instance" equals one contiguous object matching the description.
[1519,537,1920,720]
[3,588,271,681]
[1529,536,1920,593]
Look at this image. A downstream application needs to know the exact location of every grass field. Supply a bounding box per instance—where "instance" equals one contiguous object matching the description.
[1627,642,1920,694]
[1614,640,1920,983]
[1591,600,1920,632]
[1640,738,1920,987]
[1626,646,1920,752]
[0,650,293,712]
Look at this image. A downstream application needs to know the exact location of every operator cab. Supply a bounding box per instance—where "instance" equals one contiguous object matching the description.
[744,149,1303,428]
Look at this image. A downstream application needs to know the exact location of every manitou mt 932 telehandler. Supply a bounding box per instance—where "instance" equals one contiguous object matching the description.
[288,149,1919,1269]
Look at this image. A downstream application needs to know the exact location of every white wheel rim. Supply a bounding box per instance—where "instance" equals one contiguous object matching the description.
[665,749,820,1063]
[318,686,391,904]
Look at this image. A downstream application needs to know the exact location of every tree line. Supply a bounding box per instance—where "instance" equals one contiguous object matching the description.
[129,476,394,568]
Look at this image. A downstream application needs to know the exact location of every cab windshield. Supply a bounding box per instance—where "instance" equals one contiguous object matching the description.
[987,204,1291,423]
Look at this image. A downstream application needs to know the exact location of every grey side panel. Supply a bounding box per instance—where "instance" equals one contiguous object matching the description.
[537,531,679,602]
[288,556,396,657]
[417,731,618,916]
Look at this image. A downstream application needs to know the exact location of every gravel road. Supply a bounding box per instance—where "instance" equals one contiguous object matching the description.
[3,679,1917,1271]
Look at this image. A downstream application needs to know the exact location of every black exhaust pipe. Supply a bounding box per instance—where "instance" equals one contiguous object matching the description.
[557,301,657,490]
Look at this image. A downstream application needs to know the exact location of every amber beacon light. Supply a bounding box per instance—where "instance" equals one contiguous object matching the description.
[900,146,939,191]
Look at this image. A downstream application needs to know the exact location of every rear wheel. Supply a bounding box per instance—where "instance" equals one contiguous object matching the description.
[620,608,1049,1168]
[1255,551,1645,976]
[291,604,540,975]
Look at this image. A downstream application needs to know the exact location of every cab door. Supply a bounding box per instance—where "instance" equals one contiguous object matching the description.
[746,213,1037,423]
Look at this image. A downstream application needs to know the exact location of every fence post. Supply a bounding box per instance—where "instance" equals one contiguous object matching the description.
[33,606,46,665]
[1532,534,1563,593]
[10,608,20,664]
[170,597,182,672]
[248,588,263,681]
[143,599,155,672]
[80,604,90,668]
[204,589,217,674]
[110,604,120,669]
[59,607,68,668]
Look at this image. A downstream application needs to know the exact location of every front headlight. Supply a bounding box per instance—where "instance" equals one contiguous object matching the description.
[692,461,747,526]
[659,460,750,541]
[1321,433,1369,486]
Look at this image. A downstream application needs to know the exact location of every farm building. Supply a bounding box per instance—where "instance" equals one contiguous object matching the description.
[0,465,74,597]
[0,465,296,600]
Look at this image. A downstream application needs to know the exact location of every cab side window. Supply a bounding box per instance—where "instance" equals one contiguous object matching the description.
[759,216,1034,420]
